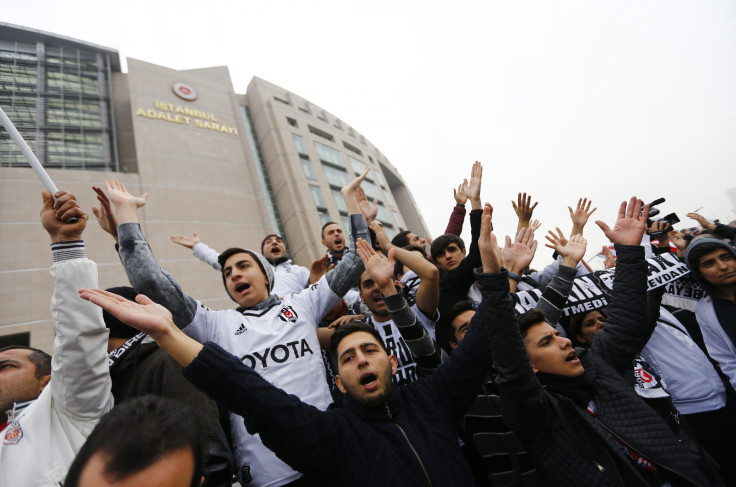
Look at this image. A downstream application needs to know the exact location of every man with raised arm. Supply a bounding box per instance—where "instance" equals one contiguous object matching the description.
[79,203,505,486]
[354,238,443,383]
[0,191,113,487]
[484,197,720,486]
[104,171,371,487]
[170,231,310,296]
[430,161,484,319]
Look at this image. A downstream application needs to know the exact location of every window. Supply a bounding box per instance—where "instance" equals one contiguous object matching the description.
[319,210,333,227]
[343,141,362,155]
[323,165,350,188]
[331,189,347,213]
[362,180,380,202]
[314,141,343,166]
[301,158,317,180]
[286,117,297,127]
[342,215,351,234]
[392,210,404,229]
[274,96,291,105]
[292,134,308,156]
[349,157,375,182]
[310,185,327,209]
[376,204,392,224]
[308,125,334,142]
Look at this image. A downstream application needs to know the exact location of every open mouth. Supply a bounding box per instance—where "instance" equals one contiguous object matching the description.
[566,351,580,365]
[360,372,378,388]
[334,238,343,247]
[235,283,251,293]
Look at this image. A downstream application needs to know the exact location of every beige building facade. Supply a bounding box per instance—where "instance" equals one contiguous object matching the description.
[0,23,429,352]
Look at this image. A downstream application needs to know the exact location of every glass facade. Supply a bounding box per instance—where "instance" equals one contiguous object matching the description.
[293,134,317,180]
[314,141,343,166]
[241,106,283,235]
[0,38,117,170]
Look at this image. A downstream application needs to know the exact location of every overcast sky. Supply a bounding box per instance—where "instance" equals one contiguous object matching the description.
[6,0,736,268]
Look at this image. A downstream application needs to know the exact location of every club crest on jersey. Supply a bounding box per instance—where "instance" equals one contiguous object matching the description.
[278,306,298,323]
[3,421,22,445]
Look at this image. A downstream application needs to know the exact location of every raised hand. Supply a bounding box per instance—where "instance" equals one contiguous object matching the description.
[171,232,200,249]
[355,186,378,223]
[79,289,173,338]
[104,178,149,224]
[529,219,542,233]
[310,255,333,284]
[355,239,396,294]
[601,245,617,268]
[503,227,537,274]
[368,220,392,251]
[512,192,538,232]
[92,185,118,242]
[687,212,716,231]
[544,227,569,252]
[79,288,203,366]
[595,197,649,246]
[568,198,597,235]
[669,230,687,257]
[648,220,672,249]
[41,190,88,243]
[557,234,587,268]
[477,203,501,274]
[465,161,483,210]
[453,179,469,206]
[105,178,148,208]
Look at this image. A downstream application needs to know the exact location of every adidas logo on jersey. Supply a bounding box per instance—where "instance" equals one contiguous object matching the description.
[234,323,247,335]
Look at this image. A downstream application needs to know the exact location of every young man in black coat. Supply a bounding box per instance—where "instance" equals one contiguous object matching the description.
[486,197,721,486]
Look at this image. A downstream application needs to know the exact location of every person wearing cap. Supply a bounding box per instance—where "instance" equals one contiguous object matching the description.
[170,232,310,296]
[100,175,370,487]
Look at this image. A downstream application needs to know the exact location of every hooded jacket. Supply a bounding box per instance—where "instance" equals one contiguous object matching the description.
[684,237,736,389]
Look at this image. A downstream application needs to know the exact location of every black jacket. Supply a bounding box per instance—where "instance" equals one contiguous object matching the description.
[110,337,235,487]
[183,269,501,486]
[487,245,720,486]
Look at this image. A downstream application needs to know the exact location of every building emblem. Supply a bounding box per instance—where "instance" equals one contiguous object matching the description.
[172,82,198,101]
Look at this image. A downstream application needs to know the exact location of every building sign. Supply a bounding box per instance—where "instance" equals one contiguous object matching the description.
[135,100,239,135]
[172,82,198,101]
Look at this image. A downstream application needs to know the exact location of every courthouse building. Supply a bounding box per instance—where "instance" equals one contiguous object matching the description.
[0,22,429,350]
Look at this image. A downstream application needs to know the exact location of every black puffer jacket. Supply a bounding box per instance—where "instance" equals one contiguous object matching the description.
[486,245,720,486]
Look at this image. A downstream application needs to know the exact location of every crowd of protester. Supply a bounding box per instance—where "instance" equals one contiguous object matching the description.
[1,161,735,486]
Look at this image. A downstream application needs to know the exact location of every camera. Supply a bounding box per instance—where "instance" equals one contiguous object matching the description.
[645,198,680,236]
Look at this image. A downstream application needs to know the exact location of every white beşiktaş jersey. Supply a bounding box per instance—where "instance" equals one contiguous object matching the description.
[185,276,337,487]
[368,304,437,385]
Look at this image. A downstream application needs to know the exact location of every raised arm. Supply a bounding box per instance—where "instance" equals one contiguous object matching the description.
[475,203,548,435]
[568,197,596,237]
[171,232,222,271]
[502,227,537,293]
[537,232,587,325]
[512,192,538,233]
[445,180,468,235]
[79,288,338,476]
[590,197,650,373]
[356,240,443,374]
[393,246,440,320]
[105,179,198,328]
[688,212,736,241]
[322,170,371,297]
[41,191,112,421]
